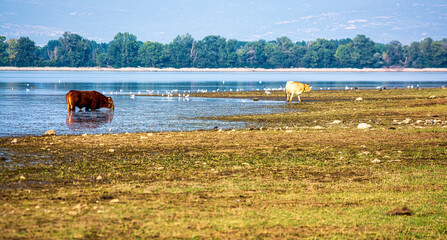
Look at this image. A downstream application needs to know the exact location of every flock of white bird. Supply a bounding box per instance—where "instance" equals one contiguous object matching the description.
[17,81,422,96]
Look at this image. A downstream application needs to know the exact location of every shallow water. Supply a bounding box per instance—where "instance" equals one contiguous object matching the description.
[0,71,446,136]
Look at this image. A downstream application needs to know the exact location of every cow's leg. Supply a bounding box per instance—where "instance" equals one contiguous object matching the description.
[286,92,290,103]
[298,95,301,103]
[289,93,294,103]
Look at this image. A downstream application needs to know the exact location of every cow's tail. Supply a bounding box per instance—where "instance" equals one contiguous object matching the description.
[66,92,72,111]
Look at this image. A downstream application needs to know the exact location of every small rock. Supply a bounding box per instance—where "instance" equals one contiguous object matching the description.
[402,118,412,124]
[371,159,382,163]
[108,149,115,153]
[357,123,372,129]
[96,175,103,180]
[388,159,401,162]
[11,138,18,144]
[19,175,26,180]
[359,151,370,156]
[82,133,87,137]
[147,133,154,136]
[252,98,259,101]
[331,120,342,124]
[44,130,56,136]
[67,211,78,216]
[110,199,119,203]
[313,126,324,129]
[355,97,363,101]
[429,95,436,99]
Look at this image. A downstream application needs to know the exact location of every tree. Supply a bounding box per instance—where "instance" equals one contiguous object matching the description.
[0,36,9,66]
[335,44,353,67]
[220,39,240,68]
[193,35,227,68]
[334,35,382,68]
[404,42,421,68]
[265,37,296,68]
[166,34,194,68]
[384,40,404,66]
[429,41,447,67]
[237,40,268,68]
[95,42,109,67]
[12,37,37,67]
[303,39,337,68]
[7,39,18,66]
[138,41,165,67]
[57,32,91,67]
[107,32,140,68]
[350,35,381,68]
[39,40,61,64]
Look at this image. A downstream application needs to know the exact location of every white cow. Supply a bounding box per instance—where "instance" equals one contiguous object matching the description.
[285,81,311,103]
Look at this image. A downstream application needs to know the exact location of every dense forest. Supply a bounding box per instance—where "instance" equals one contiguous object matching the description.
[1,32,446,69]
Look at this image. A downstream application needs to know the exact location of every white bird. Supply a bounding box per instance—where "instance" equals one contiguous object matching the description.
[265,90,271,95]
[130,94,135,99]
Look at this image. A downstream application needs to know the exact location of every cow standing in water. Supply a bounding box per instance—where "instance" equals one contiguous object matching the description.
[66,90,114,111]
[285,81,311,103]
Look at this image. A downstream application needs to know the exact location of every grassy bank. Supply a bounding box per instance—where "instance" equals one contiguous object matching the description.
[1,88,446,239]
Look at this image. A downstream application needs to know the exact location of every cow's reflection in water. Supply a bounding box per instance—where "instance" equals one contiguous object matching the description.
[66,110,114,130]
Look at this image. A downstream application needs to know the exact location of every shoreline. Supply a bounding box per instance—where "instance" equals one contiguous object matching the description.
[1,66,447,72]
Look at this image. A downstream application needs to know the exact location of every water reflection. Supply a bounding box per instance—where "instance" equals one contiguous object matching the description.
[66,110,114,130]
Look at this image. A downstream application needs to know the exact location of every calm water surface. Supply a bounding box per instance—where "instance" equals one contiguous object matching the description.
[0,71,446,136]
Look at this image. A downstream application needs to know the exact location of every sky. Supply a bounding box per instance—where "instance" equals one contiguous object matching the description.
[1,0,447,46]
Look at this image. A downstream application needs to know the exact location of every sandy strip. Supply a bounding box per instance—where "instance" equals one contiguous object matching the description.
[1,66,447,72]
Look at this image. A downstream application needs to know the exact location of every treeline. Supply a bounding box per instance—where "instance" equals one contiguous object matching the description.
[1,32,447,69]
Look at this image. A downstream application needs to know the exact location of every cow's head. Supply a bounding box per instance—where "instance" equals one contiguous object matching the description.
[304,83,311,92]
[107,97,115,110]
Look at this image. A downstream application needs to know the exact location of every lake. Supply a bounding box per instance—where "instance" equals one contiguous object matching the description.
[0,71,446,137]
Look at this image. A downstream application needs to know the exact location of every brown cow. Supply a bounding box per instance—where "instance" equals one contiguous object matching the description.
[66,90,114,111]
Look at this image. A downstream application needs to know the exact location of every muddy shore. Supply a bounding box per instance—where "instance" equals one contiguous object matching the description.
[1,88,446,239]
